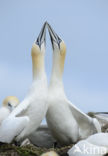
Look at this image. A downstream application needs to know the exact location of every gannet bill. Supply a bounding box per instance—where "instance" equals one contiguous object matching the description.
[28,124,56,148]
[46,23,101,145]
[68,133,108,156]
[0,22,48,143]
[0,96,19,124]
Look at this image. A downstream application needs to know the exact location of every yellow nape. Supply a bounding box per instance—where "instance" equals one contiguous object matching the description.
[2,96,19,107]
[31,43,41,56]
[59,41,66,72]
[31,43,44,78]
[60,41,66,55]
[41,151,59,156]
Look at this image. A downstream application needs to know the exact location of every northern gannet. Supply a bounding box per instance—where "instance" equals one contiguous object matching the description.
[0,22,48,143]
[28,124,56,148]
[68,133,108,156]
[46,23,101,145]
[0,96,19,124]
[88,112,108,131]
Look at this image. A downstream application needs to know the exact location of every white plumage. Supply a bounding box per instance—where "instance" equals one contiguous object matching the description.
[0,23,48,143]
[68,133,108,156]
[0,107,10,124]
[46,23,101,146]
[89,112,108,130]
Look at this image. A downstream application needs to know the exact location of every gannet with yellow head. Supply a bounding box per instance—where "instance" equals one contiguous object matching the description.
[0,96,19,124]
[46,23,101,146]
[0,22,48,143]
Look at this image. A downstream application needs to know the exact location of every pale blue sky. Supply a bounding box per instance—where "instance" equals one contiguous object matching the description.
[0,0,108,113]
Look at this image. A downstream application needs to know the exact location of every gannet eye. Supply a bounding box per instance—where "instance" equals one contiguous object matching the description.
[8,102,12,107]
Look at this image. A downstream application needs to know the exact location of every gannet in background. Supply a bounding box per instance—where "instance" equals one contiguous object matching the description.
[88,112,108,131]
[28,124,56,148]
[41,151,59,156]
[0,96,19,124]
[68,133,108,156]
[0,22,48,143]
[46,23,101,146]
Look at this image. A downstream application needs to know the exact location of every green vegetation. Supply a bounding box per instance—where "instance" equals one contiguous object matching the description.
[0,143,73,156]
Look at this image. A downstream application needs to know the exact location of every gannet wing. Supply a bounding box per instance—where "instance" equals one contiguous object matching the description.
[93,112,108,120]
[67,100,91,123]
[68,133,108,156]
[94,113,108,121]
[87,133,108,147]
[28,125,56,148]
[10,98,30,117]
[67,100,101,138]
[68,139,108,156]
[0,115,29,143]
[0,94,32,143]
[88,112,108,128]
[0,107,10,123]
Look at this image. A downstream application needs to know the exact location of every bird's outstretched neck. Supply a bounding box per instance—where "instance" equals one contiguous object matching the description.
[46,22,66,83]
[31,43,45,80]
[31,22,46,81]
[51,42,66,83]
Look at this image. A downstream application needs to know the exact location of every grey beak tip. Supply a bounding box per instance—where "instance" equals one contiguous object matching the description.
[36,22,47,47]
[46,23,62,49]
[45,21,48,25]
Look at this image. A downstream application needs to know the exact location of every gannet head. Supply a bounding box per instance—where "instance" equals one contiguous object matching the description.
[47,22,66,73]
[41,151,59,156]
[31,22,47,79]
[2,96,19,112]
[32,22,46,54]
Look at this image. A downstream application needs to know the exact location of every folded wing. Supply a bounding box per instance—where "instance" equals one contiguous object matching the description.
[0,99,30,143]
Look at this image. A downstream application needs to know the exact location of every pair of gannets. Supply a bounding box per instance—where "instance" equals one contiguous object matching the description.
[0,96,19,124]
[68,133,108,156]
[0,22,101,145]
[29,23,101,146]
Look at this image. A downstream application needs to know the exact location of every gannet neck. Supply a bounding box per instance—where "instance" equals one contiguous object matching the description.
[46,23,66,83]
[50,41,66,83]
[31,43,45,80]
